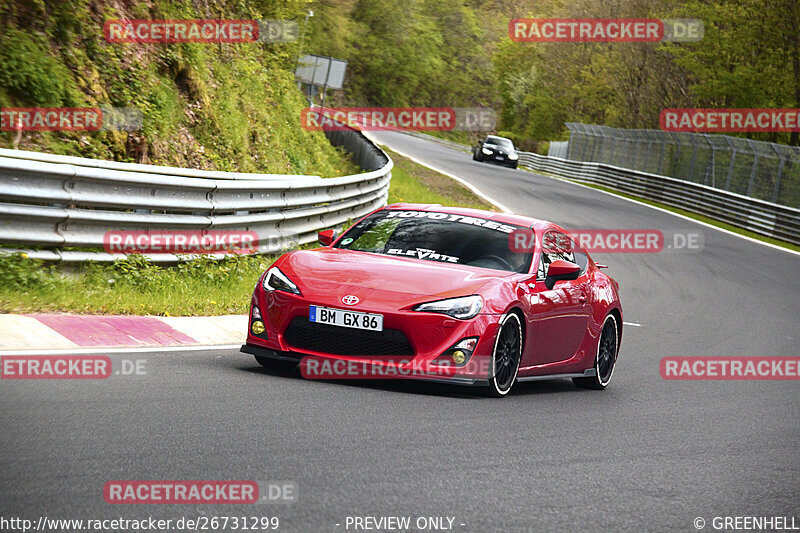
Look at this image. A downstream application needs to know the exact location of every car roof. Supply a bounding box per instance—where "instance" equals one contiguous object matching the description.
[384,203,550,230]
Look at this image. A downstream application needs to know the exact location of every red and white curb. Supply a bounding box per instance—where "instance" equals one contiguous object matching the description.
[0,314,246,353]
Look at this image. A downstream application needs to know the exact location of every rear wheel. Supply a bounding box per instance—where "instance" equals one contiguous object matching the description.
[573,314,618,390]
[486,313,522,397]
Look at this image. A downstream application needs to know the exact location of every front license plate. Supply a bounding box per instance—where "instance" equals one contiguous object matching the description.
[309,305,384,331]
[495,156,504,160]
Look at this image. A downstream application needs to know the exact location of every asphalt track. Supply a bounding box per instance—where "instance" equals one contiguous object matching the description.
[1,132,798,532]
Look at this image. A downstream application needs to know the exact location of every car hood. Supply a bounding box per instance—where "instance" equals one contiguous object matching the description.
[276,248,507,307]
[484,143,515,153]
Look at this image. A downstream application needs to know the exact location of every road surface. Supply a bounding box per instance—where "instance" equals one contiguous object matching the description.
[1,132,798,532]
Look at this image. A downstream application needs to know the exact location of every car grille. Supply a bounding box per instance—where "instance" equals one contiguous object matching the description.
[283,317,414,356]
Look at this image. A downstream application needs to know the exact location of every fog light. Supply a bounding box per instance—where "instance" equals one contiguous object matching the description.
[432,337,479,367]
[251,320,265,335]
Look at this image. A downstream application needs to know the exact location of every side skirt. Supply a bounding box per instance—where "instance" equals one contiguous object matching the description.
[516,368,596,382]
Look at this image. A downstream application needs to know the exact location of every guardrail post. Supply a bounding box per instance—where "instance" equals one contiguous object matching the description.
[688,135,699,182]
[746,139,759,197]
[588,126,599,162]
[607,134,617,165]
[723,137,737,191]
[702,134,714,187]
[657,137,667,175]
[579,126,590,161]
[770,144,785,204]
[673,135,683,179]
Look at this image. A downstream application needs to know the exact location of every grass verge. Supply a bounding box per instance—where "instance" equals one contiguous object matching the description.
[384,147,495,210]
[0,147,495,316]
[0,254,271,316]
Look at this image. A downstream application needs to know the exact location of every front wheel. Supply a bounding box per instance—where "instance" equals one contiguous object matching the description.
[486,313,522,397]
[574,314,619,390]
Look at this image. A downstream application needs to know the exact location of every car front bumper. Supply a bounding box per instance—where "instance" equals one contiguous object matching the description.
[244,286,503,382]
[481,150,518,165]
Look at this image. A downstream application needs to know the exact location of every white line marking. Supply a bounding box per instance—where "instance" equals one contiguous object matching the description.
[0,344,242,356]
[623,321,643,327]
[363,131,511,213]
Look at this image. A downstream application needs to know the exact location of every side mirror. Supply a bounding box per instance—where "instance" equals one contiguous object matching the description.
[478,140,484,146]
[545,259,581,289]
[318,229,338,246]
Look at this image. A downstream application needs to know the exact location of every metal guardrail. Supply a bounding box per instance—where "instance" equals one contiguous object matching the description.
[0,127,392,262]
[566,123,800,208]
[391,130,799,245]
[390,130,799,245]
[517,151,800,246]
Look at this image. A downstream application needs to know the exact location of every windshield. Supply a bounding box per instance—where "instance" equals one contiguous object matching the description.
[486,136,514,149]
[334,210,533,273]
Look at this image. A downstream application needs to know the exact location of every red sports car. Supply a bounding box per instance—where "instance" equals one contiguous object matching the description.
[241,204,622,396]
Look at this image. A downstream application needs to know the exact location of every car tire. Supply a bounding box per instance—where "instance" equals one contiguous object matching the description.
[255,355,298,371]
[486,312,523,397]
[573,314,619,390]
[472,150,478,161]
[508,162,518,169]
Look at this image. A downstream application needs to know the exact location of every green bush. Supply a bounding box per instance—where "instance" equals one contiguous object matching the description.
[0,252,54,290]
[0,28,82,106]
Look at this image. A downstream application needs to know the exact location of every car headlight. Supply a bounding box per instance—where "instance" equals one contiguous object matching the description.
[508,152,518,160]
[262,267,301,295]
[414,295,483,319]
[481,147,492,155]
